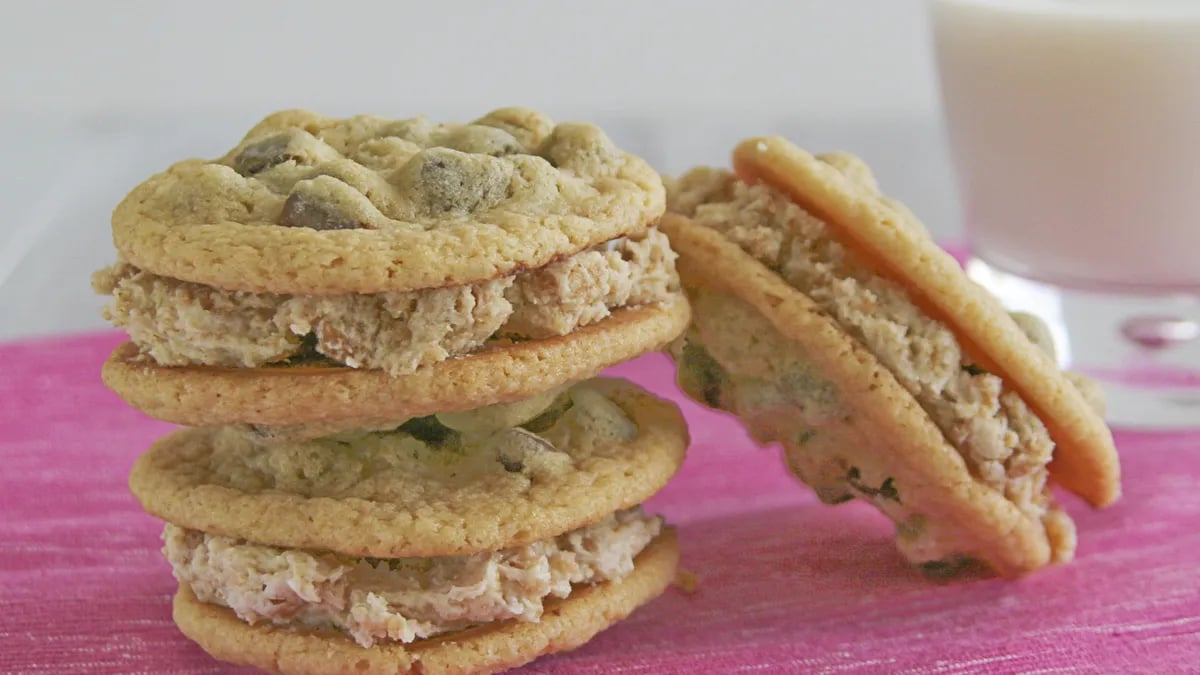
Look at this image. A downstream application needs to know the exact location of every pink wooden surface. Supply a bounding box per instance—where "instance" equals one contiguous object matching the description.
[1,331,1197,674]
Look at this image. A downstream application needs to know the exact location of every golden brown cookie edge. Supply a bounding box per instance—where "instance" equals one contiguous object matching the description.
[129,378,689,558]
[730,137,1119,508]
[103,296,690,428]
[663,212,1055,577]
[170,529,678,675]
[110,151,665,295]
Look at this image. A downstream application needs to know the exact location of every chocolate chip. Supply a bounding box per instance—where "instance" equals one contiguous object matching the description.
[492,428,556,474]
[877,478,900,502]
[846,466,901,502]
[564,387,637,442]
[398,416,459,446]
[678,341,730,409]
[279,192,369,231]
[234,133,302,176]
[962,363,988,376]
[519,393,574,433]
[919,556,973,579]
[395,148,510,215]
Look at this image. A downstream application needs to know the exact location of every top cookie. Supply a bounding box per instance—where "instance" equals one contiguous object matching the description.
[111,108,665,295]
[729,137,1120,508]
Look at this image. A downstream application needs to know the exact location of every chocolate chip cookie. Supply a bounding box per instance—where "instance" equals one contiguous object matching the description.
[131,379,686,674]
[663,137,1120,577]
[94,108,689,429]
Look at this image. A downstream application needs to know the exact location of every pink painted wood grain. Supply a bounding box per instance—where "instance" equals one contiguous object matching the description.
[1,331,1197,674]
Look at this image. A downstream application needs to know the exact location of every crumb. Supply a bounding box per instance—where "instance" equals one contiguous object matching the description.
[674,569,700,594]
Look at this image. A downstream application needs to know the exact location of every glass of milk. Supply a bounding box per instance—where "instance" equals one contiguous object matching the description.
[930,0,1200,428]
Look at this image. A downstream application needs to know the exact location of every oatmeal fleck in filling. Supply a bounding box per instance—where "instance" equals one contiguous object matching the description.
[93,228,678,375]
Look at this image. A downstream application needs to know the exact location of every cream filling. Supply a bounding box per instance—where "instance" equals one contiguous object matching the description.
[669,169,1060,527]
[165,508,661,648]
[92,228,678,376]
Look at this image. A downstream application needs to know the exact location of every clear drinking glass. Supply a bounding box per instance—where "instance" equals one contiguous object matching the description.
[929,0,1200,428]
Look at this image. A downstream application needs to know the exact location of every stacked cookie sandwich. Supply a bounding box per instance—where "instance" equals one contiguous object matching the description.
[95,107,691,674]
[663,138,1120,578]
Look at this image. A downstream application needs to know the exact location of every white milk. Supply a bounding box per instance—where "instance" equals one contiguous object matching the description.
[931,0,1200,291]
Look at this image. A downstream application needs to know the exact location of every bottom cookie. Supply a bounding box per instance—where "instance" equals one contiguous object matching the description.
[172,529,679,675]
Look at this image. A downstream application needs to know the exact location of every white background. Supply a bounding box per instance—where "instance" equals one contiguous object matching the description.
[1,0,939,119]
[0,0,958,340]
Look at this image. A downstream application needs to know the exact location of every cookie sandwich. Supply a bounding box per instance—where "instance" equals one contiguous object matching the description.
[663,137,1120,578]
[129,379,687,674]
[94,108,692,673]
[94,107,689,431]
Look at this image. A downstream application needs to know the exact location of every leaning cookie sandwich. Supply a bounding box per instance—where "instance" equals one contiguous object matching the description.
[663,137,1119,578]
